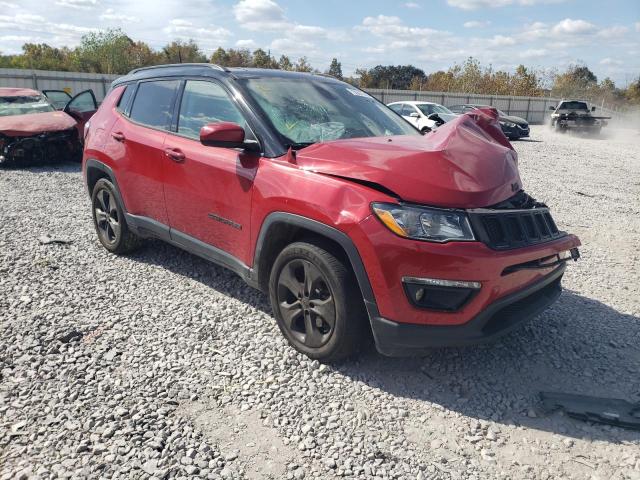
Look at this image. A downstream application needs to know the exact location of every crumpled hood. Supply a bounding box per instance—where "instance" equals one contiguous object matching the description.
[295,109,522,209]
[0,111,77,137]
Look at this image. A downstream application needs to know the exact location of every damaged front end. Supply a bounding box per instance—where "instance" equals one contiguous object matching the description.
[0,128,81,166]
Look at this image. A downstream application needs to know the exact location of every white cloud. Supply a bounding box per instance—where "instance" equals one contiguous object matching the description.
[163,20,231,43]
[404,2,420,8]
[551,18,597,35]
[0,34,34,42]
[235,39,257,48]
[463,20,490,28]
[600,58,623,66]
[269,37,316,56]
[518,48,548,59]
[54,0,98,9]
[0,1,18,8]
[99,8,139,23]
[0,12,96,39]
[447,0,567,9]
[597,26,628,38]
[358,15,443,41]
[486,34,516,47]
[233,0,287,31]
[636,22,640,32]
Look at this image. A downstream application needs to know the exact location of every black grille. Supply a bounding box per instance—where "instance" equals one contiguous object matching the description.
[469,208,564,250]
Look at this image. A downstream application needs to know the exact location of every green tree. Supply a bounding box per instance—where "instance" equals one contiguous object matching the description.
[326,58,343,79]
[277,55,293,71]
[16,43,73,71]
[252,48,277,69]
[626,78,640,105]
[294,57,313,73]
[73,29,139,74]
[161,39,207,64]
[210,47,229,66]
[225,48,253,67]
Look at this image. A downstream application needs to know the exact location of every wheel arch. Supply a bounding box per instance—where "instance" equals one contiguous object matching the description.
[85,159,127,211]
[252,212,380,321]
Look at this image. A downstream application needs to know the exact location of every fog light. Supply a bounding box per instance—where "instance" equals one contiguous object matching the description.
[0,155,5,164]
[402,277,481,312]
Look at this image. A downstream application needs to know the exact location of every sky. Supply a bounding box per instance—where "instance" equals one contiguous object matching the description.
[0,0,638,85]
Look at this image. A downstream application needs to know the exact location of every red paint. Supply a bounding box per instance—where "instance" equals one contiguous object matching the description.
[200,122,245,146]
[295,110,520,208]
[0,111,77,136]
[0,88,40,97]
[84,85,581,329]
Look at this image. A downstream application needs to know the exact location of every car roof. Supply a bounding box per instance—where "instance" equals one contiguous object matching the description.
[112,63,343,87]
[0,87,41,97]
[389,101,437,105]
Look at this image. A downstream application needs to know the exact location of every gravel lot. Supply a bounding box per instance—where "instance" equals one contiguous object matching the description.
[1,125,639,480]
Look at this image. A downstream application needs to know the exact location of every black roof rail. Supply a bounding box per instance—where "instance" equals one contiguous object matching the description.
[128,63,228,75]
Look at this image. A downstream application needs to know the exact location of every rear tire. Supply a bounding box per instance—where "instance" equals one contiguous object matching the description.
[91,178,141,254]
[268,241,367,362]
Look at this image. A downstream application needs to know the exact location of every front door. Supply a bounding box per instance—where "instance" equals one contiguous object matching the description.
[401,104,420,128]
[162,79,259,265]
[64,89,98,138]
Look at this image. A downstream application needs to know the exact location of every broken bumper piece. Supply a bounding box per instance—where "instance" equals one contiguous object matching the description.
[541,391,640,430]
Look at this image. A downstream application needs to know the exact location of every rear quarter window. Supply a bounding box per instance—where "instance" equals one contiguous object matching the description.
[129,80,181,129]
[116,85,135,116]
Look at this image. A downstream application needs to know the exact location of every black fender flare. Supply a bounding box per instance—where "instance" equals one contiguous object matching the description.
[85,159,127,210]
[251,212,380,321]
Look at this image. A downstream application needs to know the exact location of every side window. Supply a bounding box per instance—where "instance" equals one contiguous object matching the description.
[177,80,248,140]
[116,85,134,116]
[130,80,180,129]
[388,104,403,114]
[67,90,97,113]
[400,104,411,116]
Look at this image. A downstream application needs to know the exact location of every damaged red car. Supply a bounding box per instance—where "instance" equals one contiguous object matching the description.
[0,87,97,166]
[83,65,581,360]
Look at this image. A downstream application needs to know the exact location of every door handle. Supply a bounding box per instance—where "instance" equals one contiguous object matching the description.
[111,132,125,142]
[165,148,185,163]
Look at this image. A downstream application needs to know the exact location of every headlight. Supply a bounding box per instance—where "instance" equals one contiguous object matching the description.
[372,203,475,242]
[500,121,516,128]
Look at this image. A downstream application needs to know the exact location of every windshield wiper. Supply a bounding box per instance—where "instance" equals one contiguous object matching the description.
[285,142,315,150]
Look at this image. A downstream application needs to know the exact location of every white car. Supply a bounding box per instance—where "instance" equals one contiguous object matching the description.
[387,101,458,133]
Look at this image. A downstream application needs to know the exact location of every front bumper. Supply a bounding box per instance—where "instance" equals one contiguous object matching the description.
[501,123,529,139]
[371,264,565,356]
[0,129,81,166]
[349,214,581,355]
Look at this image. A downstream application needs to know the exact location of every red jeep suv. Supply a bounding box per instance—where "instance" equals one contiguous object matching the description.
[83,64,581,360]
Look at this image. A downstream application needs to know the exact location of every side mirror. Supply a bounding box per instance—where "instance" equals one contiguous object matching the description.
[549,106,556,111]
[200,122,247,149]
[409,112,420,118]
[591,106,596,112]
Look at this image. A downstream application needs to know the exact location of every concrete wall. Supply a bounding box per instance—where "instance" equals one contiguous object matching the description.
[0,68,118,101]
[0,68,623,123]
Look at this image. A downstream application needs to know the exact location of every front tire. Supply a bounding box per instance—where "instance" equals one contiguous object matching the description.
[269,241,366,362]
[91,178,141,254]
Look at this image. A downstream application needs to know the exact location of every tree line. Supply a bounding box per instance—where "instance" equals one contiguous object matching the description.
[1,28,638,107]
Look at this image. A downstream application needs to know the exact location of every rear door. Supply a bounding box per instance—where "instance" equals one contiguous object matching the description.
[162,79,259,265]
[64,89,98,138]
[108,79,181,226]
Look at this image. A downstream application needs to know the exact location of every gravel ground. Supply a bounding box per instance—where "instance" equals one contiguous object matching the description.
[1,125,639,480]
